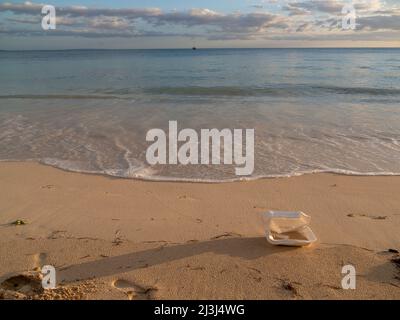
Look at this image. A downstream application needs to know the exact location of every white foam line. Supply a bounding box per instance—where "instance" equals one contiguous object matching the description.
[1,158,400,183]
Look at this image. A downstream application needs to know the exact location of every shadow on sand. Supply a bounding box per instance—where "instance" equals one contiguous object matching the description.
[59,237,296,282]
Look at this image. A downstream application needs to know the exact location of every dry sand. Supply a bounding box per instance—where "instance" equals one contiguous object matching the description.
[0,161,399,300]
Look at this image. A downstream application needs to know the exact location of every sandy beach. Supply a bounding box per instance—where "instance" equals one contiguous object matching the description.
[0,161,399,300]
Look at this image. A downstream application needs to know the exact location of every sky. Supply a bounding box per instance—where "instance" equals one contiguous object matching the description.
[0,0,400,49]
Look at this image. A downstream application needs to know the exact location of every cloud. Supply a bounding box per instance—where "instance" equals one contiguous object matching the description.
[0,0,399,42]
[296,22,312,32]
[0,2,289,37]
[6,15,78,26]
[358,15,400,31]
[284,0,344,15]
[0,28,136,38]
[148,9,289,33]
[284,0,384,15]
[88,17,131,30]
[0,2,161,17]
[284,4,311,16]
[0,1,43,14]
[0,27,202,39]
[0,1,287,33]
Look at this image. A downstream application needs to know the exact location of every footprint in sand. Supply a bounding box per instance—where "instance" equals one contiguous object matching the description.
[1,274,42,296]
[111,279,157,300]
[248,267,263,283]
[1,252,49,296]
[347,214,387,220]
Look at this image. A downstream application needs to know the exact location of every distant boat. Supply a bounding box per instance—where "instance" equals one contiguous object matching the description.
[192,47,197,50]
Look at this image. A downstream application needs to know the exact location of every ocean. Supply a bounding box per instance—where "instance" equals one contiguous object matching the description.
[0,48,399,182]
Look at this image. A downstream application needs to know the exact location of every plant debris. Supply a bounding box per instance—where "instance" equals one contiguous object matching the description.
[11,220,27,226]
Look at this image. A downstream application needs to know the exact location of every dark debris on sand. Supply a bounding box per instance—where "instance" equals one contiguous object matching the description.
[391,254,400,282]
[392,257,400,268]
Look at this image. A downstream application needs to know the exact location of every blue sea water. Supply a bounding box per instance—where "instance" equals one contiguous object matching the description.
[0,48,399,181]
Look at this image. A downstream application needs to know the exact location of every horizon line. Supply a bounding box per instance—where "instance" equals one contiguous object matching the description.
[1,47,400,51]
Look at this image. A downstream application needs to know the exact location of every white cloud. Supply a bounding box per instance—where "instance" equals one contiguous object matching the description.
[0,1,399,42]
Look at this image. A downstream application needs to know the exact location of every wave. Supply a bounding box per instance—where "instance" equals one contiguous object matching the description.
[145,85,400,97]
[2,85,400,100]
[316,86,400,96]
[1,158,399,184]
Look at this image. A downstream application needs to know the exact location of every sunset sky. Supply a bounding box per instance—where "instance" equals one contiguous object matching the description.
[1,0,399,49]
